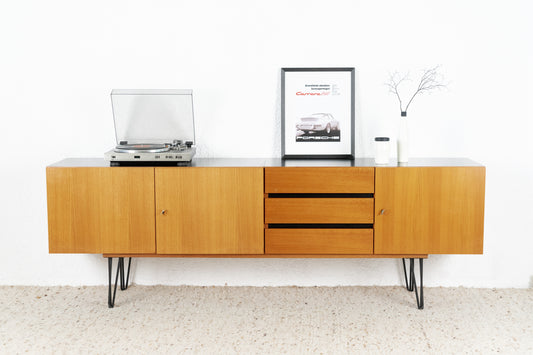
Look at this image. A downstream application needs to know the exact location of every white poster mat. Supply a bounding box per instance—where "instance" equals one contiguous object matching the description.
[284,71,352,156]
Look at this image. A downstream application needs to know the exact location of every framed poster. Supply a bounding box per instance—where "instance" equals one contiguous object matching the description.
[281,67,355,159]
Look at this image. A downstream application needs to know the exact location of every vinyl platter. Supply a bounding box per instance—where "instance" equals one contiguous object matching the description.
[113,143,169,154]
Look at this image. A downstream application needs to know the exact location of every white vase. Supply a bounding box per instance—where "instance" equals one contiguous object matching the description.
[397,112,409,163]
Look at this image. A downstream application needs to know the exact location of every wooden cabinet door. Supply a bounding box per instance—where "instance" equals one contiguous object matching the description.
[374,167,485,254]
[47,167,156,253]
[155,167,264,254]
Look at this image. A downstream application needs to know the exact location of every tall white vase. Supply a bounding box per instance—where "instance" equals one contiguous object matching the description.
[397,112,409,163]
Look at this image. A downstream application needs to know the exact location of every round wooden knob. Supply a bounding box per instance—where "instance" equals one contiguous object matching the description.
[161,210,167,215]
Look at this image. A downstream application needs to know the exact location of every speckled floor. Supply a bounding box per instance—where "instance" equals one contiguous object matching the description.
[0,286,531,354]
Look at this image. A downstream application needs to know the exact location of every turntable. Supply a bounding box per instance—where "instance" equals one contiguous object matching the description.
[104,89,196,165]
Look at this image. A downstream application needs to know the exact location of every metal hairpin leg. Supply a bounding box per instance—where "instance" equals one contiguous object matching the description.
[108,257,132,308]
[119,257,132,291]
[402,258,424,309]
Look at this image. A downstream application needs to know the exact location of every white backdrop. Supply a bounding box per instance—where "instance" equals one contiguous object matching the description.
[0,0,531,287]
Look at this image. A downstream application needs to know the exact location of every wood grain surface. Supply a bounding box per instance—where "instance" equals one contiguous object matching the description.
[103,253,428,258]
[265,167,374,193]
[265,198,374,224]
[374,167,485,254]
[155,167,264,254]
[47,167,156,253]
[265,229,373,254]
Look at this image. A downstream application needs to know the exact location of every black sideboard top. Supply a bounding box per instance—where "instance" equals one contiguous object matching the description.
[48,157,484,168]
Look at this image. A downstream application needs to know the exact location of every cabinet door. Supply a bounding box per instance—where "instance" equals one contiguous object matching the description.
[155,167,264,254]
[47,167,156,253]
[374,167,485,254]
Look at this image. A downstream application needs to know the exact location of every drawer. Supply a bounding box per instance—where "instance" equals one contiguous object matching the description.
[265,167,374,193]
[265,198,374,224]
[265,229,373,254]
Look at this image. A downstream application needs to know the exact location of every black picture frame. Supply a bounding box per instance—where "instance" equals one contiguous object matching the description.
[281,67,355,159]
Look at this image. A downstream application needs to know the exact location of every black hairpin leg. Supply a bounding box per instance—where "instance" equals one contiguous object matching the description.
[402,258,424,309]
[108,257,132,308]
[119,257,132,291]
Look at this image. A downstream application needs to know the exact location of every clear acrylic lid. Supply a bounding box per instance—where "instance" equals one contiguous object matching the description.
[111,89,195,145]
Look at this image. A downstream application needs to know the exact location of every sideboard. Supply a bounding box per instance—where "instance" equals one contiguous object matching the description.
[46,158,486,309]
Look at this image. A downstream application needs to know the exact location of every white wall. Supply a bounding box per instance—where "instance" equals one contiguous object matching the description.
[1,0,531,288]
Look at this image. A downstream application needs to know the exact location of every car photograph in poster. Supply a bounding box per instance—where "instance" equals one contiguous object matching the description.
[295,113,340,142]
[281,68,355,159]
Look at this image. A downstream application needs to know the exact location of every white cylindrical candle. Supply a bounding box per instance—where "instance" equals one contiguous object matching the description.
[374,137,390,165]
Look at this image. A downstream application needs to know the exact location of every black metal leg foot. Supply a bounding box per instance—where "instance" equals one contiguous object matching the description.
[108,257,133,308]
[402,258,424,309]
[119,257,132,291]
[108,258,120,308]
[402,258,414,291]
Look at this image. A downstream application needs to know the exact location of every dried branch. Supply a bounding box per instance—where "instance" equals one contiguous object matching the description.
[385,72,409,113]
[404,66,446,112]
[386,66,447,114]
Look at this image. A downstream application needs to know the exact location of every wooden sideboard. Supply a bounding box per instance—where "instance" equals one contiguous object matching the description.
[46,158,486,308]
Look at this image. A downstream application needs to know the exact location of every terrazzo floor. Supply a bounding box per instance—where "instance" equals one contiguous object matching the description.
[0,285,532,354]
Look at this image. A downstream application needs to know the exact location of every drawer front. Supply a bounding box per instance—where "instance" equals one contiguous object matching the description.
[265,167,374,193]
[265,198,374,224]
[265,229,373,254]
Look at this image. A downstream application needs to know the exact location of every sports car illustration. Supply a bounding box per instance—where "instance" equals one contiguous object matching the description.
[295,113,339,134]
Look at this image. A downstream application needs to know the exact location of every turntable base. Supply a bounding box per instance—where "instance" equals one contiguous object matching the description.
[104,146,196,163]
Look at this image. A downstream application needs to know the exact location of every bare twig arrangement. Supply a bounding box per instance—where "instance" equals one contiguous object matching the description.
[386,66,446,114]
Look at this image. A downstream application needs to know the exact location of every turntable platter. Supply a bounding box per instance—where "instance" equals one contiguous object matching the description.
[114,143,170,153]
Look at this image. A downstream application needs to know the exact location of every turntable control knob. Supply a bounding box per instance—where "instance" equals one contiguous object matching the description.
[161,209,167,216]
[185,141,193,148]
